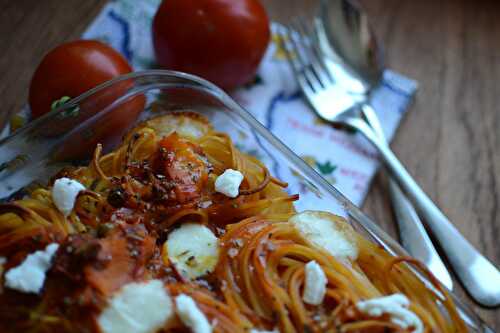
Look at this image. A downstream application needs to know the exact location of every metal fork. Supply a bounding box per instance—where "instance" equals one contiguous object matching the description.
[278,21,500,306]
[278,21,452,290]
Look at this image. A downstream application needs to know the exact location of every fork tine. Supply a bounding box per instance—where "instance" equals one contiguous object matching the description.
[285,22,323,92]
[309,18,335,82]
[277,26,313,95]
[293,18,332,87]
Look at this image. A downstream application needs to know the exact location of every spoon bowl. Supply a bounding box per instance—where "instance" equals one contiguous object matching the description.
[317,0,383,93]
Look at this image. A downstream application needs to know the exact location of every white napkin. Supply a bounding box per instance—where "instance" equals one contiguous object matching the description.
[83,0,417,206]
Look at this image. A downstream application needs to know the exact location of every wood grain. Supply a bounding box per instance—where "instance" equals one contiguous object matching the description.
[359,0,500,328]
[0,0,499,329]
[0,0,106,129]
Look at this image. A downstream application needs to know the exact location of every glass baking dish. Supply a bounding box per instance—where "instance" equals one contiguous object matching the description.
[0,70,493,332]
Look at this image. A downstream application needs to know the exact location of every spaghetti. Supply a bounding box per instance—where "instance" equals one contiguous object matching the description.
[0,112,466,333]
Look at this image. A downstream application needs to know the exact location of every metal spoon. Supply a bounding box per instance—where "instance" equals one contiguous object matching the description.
[311,2,453,290]
[316,0,500,307]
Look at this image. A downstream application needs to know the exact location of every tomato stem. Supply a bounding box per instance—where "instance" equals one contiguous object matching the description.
[51,96,80,118]
[51,96,72,110]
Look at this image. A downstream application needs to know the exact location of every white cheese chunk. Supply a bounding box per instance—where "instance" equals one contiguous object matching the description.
[175,294,211,333]
[289,211,358,261]
[250,329,279,333]
[4,243,59,294]
[303,260,327,305]
[356,294,423,333]
[141,113,210,140]
[177,120,206,139]
[214,169,244,198]
[98,280,173,333]
[165,223,220,280]
[52,177,85,217]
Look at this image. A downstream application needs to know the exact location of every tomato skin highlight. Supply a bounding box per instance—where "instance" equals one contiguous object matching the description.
[152,0,270,90]
[28,40,133,118]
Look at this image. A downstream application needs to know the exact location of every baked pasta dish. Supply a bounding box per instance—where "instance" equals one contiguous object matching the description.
[0,112,467,333]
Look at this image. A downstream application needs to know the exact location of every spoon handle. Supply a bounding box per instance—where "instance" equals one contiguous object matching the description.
[387,180,454,290]
[361,105,453,290]
[347,116,500,307]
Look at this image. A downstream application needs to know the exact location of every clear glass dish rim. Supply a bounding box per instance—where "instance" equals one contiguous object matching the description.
[0,69,492,331]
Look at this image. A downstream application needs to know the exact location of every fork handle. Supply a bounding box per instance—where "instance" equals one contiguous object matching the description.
[347,117,500,307]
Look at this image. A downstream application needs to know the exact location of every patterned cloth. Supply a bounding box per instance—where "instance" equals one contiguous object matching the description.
[16,0,419,206]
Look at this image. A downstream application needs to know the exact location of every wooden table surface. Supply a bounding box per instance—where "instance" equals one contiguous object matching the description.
[1,0,499,329]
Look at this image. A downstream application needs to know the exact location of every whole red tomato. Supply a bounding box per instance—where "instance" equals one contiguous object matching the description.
[29,40,134,118]
[152,0,270,90]
[29,40,145,159]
